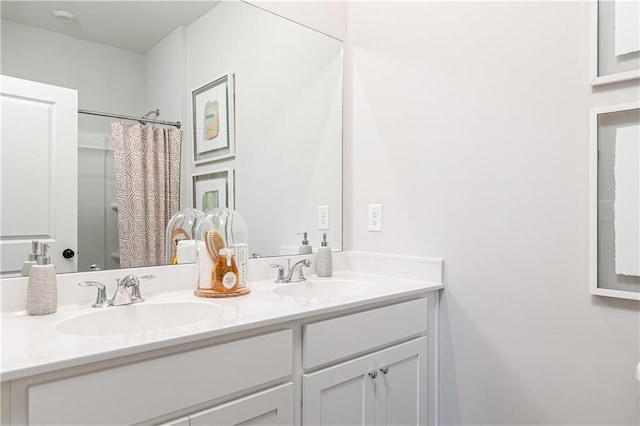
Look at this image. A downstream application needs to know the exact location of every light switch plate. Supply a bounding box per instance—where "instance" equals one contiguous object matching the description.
[318,205,329,230]
[368,204,383,232]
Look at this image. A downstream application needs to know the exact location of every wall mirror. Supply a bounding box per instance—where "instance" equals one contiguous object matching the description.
[1,1,343,276]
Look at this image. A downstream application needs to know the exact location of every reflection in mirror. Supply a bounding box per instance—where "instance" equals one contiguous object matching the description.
[0,1,343,276]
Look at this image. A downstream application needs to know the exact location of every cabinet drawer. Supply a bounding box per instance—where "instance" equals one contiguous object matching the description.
[303,298,427,369]
[28,330,292,425]
[190,383,293,425]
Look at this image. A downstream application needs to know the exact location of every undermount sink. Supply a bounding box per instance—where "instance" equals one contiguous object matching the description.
[55,302,222,336]
[273,280,372,299]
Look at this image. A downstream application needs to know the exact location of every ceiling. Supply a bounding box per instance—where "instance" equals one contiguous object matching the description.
[0,1,220,53]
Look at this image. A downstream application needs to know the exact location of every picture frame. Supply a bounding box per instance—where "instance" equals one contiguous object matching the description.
[589,0,640,86]
[192,169,235,212]
[589,101,640,301]
[192,73,235,164]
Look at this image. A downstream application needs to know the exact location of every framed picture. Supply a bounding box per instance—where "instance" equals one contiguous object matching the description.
[590,0,640,86]
[589,102,640,301]
[192,169,235,212]
[192,73,235,164]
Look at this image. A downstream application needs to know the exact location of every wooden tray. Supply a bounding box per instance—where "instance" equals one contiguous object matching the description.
[194,287,251,298]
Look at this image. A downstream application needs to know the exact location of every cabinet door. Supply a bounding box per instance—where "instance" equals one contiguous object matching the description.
[190,383,293,426]
[376,337,427,426]
[303,354,376,425]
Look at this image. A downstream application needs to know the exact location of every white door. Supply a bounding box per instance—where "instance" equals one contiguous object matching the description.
[190,383,294,426]
[376,337,427,426]
[0,75,78,275]
[303,354,376,425]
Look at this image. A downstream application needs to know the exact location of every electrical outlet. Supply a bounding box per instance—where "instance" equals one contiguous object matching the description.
[318,205,329,230]
[368,204,383,232]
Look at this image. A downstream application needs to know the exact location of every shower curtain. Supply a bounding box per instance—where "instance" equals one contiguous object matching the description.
[111,123,181,268]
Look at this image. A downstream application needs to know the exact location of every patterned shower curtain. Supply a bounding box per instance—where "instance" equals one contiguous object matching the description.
[111,123,181,268]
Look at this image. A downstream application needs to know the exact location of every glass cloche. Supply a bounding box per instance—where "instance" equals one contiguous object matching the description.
[165,208,205,264]
[195,208,249,294]
[195,208,249,249]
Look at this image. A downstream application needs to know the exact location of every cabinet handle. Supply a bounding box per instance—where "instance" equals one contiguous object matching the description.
[368,370,378,379]
[380,366,390,375]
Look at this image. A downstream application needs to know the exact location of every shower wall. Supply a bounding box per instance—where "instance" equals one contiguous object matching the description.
[78,133,119,271]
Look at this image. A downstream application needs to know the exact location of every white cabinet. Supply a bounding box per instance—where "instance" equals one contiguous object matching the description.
[303,298,428,370]
[21,330,292,425]
[4,297,434,426]
[190,383,293,425]
[303,337,427,426]
[158,384,293,426]
[303,338,427,426]
[303,351,376,425]
[302,298,429,425]
[376,338,427,426]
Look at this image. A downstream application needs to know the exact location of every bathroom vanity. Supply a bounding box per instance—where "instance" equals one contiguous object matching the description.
[0,253,443,425]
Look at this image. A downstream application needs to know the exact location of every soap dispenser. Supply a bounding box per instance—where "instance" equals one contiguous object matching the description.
[213,247,239,293]
[297,232,312,255]
[26,242,57,315]
[21,240,41,277]
[317,233,333,277]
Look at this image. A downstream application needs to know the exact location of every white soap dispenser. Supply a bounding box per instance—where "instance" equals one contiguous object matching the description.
[297,232,312,255]
[26,242,57,315]
[317,233,333,277]
[21,240,41,277]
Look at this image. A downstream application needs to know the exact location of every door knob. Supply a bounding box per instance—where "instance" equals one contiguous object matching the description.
[62,248,75,259]
[368,370,378,379]
[380,366,390,375]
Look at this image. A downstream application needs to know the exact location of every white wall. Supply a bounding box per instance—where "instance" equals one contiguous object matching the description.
[142,26,189,206]
[346,1,639,425]
[246,0,347,41]
[0,20,146,132]
[187,1,343,256]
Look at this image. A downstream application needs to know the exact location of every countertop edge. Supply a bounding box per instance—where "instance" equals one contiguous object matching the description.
[1,283,443,382]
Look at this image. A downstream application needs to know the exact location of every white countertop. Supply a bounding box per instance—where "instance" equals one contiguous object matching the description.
[1,252,443,382]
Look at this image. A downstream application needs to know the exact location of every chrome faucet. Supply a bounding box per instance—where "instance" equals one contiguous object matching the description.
[79,274,155,307]
[269,259,311,283]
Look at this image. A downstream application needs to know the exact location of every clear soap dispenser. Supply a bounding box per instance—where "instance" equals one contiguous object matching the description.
[317,233,333,277]
[298,232,312,255]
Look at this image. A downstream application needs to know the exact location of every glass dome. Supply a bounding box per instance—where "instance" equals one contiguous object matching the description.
[165,208,205,264]
[195,208,249,249]
[195,208,249,294]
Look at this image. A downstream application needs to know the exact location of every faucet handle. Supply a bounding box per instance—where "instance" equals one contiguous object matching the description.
[269,264,286,283]
[78,281,109,308]
[129,275,155,303]
[139,275,156,280]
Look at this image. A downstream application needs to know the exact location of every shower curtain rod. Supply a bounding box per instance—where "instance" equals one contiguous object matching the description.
[78,109,182,129]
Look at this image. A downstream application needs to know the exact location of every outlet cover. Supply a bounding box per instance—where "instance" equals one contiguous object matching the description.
[318,205,329,230]
[368,204,383,232]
